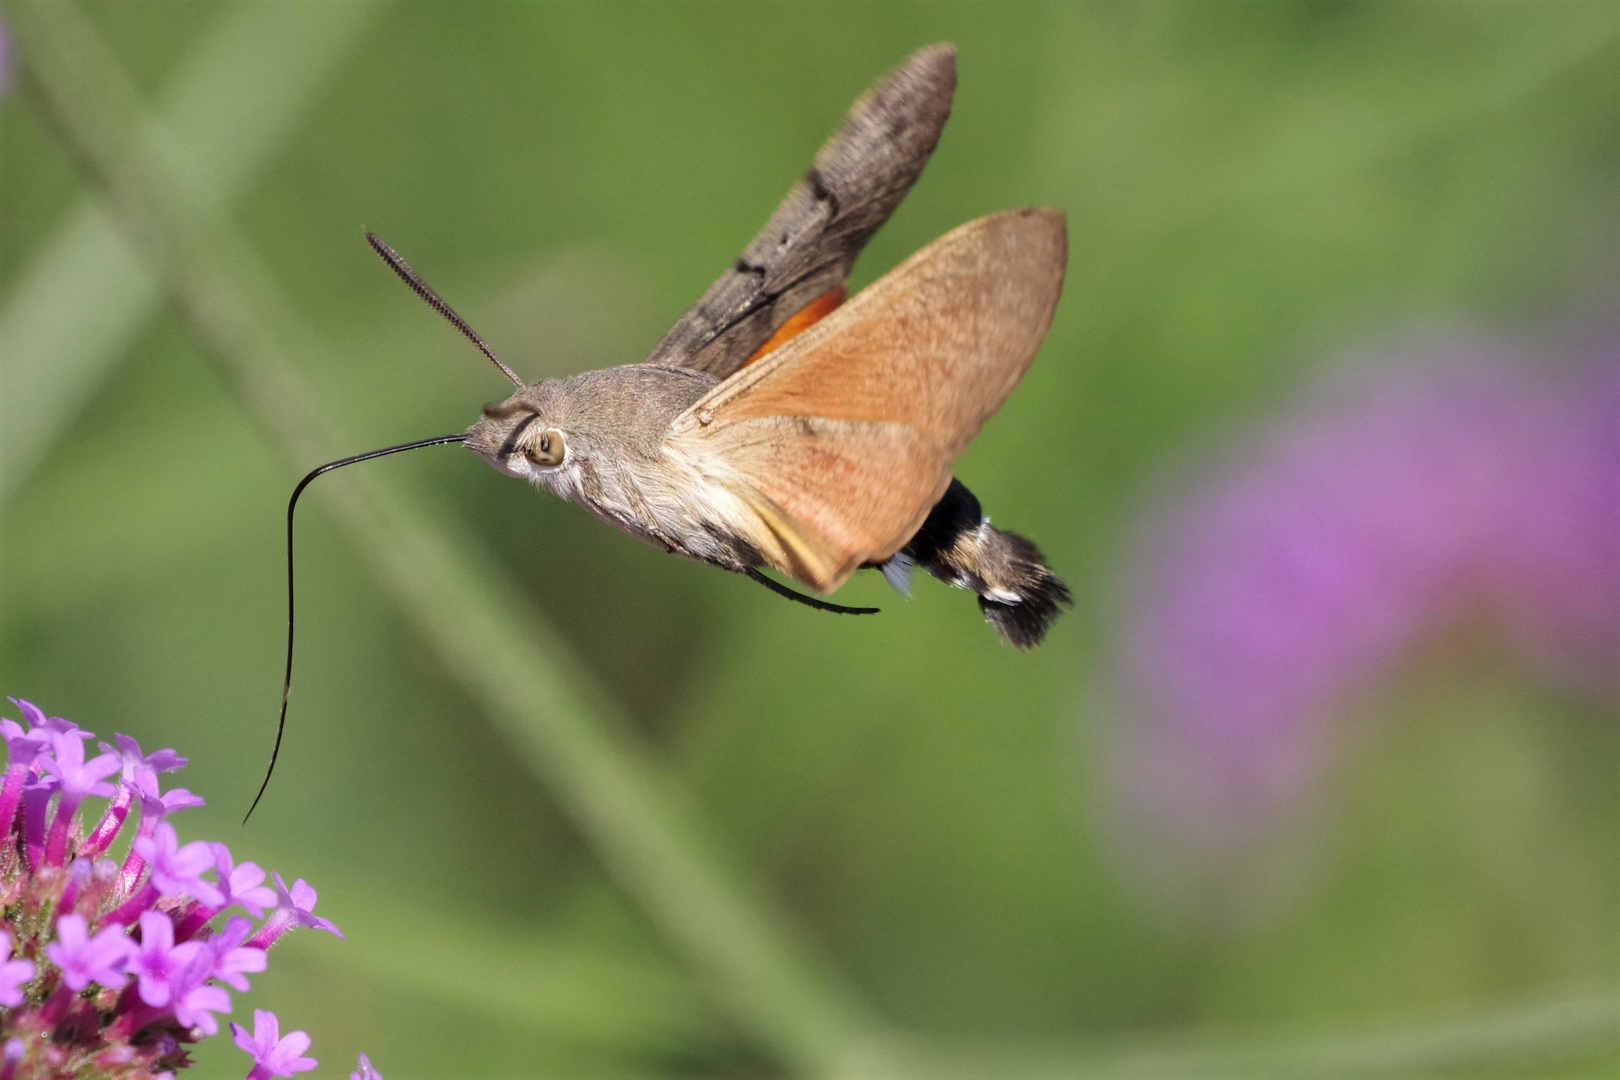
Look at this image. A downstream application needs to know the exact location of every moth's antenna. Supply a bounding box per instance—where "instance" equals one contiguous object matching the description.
[744,568,880,615]
[365,231,525,388]
[246,433,468,824]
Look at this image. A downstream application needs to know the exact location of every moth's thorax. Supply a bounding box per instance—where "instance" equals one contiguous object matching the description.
[464,363,758,562]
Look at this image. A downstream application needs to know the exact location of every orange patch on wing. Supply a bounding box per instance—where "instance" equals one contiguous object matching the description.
[743,285,847,366]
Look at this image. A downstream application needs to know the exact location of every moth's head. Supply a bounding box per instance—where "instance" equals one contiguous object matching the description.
[465,382,578,483]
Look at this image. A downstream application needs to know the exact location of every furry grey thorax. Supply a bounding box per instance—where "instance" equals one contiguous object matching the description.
[464,364,765,568]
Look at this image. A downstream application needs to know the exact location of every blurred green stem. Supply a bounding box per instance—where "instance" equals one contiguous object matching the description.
[915,989,1619,1080]
[0,0,381,504]
[5,1,896,1077]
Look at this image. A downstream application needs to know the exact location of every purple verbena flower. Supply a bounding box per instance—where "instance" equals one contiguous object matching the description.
[249,873,342,948]
[46,914,132,991]
[157,787,206,814]
[134,821,226,907]
[231,1010,317,1079]
[0,699,351,1074]
[101,734,186,797]
[212,845,277,919]
[116,786,208,898]
[168,947,232,1037]
[351,1051,385,1080]
[33,711,91,742]
[0,932,35,1008]
[208,916,267,992]
[39,725,120,803]
[0,721,44,845]
[5,700,78,743]
[129,911,204,1007]
[0,717,46,769]
[0,1039,21,1080]
[38,730,121,867]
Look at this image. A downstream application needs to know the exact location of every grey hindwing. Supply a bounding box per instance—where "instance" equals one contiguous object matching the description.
[642,44,956,380]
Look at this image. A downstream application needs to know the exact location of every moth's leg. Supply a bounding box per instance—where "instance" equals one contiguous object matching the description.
[642,521,686,556]
[743,568,879,615]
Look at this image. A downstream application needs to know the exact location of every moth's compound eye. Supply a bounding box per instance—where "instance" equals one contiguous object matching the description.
[526,428,566,468]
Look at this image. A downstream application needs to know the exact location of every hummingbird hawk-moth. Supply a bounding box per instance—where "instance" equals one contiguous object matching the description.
[253,44,1070,816]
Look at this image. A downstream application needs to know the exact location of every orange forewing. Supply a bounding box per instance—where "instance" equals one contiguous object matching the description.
[669,208,1066,592]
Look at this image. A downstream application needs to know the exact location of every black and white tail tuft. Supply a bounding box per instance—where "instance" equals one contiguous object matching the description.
[969,527,1072,648]
[881,479,1071,648]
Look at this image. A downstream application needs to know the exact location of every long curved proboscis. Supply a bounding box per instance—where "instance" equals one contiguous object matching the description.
[365,231,525,388]
[245,433,468,824]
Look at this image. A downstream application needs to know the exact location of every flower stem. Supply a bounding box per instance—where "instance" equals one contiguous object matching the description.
[76,787,132,861]
[41,793,80,869]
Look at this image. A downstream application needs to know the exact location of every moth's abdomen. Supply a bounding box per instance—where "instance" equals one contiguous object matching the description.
[967,529,1072,649]
[882,478,1071,648]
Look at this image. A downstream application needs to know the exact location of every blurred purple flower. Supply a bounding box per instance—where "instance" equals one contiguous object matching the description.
[351,1052,385,1080]
[0,933,34,1008]
[0,17,11,100]
[168,948,233,1037]
[1112,341,1618,854]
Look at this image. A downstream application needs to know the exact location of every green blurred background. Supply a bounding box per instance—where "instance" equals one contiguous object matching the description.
[1,2,1615,1077]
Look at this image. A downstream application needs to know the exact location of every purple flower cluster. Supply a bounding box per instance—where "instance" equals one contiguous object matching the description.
[1111,342,1618,857]
[0,699,351,1078]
